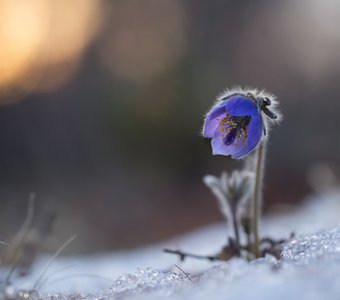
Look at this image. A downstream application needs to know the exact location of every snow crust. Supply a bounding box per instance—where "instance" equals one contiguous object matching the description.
[1,189,340,299]
[42,225,340,300]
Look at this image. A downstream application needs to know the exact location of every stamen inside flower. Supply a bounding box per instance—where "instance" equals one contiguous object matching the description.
[217,114,251,146]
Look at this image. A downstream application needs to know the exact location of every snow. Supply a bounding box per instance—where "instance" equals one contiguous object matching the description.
[1,188,340,299]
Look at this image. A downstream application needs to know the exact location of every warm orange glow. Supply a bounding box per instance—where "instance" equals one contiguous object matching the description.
[25,0,103,92]
[0,0,48,88]
[99,0,187,82]
[0,0,103,102]
[38,0,102,65]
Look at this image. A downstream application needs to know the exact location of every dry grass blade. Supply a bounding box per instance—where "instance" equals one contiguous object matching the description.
[5,194,36,283]
[13,193,36,247]
[32,234,77,290]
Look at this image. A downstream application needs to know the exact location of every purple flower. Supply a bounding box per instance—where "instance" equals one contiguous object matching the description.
[203,89,279,159]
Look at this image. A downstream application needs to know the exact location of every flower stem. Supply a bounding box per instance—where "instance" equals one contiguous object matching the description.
[231,208,240,246]
[251,142,266,258]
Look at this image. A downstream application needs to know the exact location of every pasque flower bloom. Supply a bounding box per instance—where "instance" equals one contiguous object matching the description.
[203,88,280,159]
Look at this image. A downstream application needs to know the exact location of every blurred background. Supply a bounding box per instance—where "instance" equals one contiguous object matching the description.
[0,0,340,253]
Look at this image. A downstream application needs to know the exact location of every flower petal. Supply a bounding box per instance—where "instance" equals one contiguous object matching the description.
[231,114,263,159]
[204,94,265,158]
[210,114,263,158]
[211,129,240,157]
[203,95,259,138]
[202,103,226,138]
[223,95,259,117]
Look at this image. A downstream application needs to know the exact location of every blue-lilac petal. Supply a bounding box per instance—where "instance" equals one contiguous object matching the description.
[223,127,238,145]
[223,95,259,117]
[203,103,226,138]
[211,131,235,156]
[203,95,259,139]
[204,95,264,158]
[211,128,245,157]
[230,115,263,158]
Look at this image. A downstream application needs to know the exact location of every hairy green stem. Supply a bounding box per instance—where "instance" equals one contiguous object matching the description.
[251,142,266,258]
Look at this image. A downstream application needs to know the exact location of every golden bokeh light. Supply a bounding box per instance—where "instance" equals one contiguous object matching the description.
[0,0,103,102]
[40,0,102,65]
[21,0,103,93]
[0,0,48,88]
[99,0,187,83]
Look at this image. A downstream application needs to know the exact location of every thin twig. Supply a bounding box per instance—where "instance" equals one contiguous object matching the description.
[260,237,287,247]
[174,264,192,281]
[163,249,219,262]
